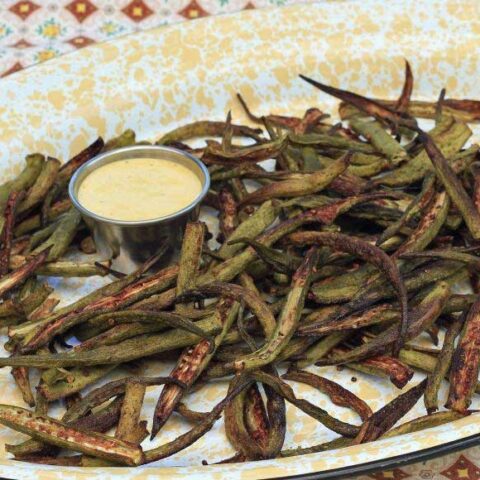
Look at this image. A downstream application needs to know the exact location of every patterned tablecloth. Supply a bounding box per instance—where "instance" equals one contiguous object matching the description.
[0,1,479,479]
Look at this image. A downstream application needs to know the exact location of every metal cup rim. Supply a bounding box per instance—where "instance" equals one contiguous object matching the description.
[68,144,211,226]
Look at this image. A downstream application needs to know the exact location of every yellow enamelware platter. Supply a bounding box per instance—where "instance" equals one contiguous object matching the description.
[1,0,480,478]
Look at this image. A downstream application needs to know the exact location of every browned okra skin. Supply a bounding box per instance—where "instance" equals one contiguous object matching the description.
[3,70,480,466]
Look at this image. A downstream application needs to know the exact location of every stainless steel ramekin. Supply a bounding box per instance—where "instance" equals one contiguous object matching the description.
[69,145,210,273]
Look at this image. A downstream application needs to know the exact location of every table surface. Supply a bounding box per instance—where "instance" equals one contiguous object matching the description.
[0,1,479,479]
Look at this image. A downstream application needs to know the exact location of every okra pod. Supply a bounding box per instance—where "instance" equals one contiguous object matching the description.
[0,404,144,465]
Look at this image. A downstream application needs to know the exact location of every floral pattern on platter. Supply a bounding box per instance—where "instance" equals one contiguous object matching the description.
[0,0,317,77]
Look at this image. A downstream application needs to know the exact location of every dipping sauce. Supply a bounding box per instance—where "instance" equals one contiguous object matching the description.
[77,157,203,221]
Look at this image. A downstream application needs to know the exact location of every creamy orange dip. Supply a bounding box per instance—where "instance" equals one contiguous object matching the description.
[78,158,203,221]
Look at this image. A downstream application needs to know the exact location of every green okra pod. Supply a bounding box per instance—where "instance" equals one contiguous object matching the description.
[425,316,463,413]
[283,369,372,421]
[175,221,205,315]
[32,208,81,261]
[0,247,50,300]
[0,154,44,212]
[418,129,480,240]
[382,411,469,439]
[228,248,319,371]
[315,281,450,365]
[447,297,480,412]
[0,190,25,276]
[355,380,426,443]
[0,404,144,465]
[238,153,351,206]
[115,381,147,444]
[288,231,408,353]
[251,370,359,437]
[103,129,136,151]
[157,120,262,145]
[18,157,60,214]
[150,299,238,439]
[349,117,407,165]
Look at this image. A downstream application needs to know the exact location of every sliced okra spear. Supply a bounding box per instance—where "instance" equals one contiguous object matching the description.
[78,310,214,348]
[393,190,450,257]
[9,252,163,341]
[72,309,217,351]
[224,375,264,460]
[175,221,205,315]
[315,281,450,365]
[288,191,396,225]
[288,132,375,153]
[446,297,480,412]
[18,262,179,353]
[0,404,144,466]
[366,98,480,123]
[280,437,354,458]
[18,157,60,214]
[177,283,275,339]
[0,316,223,368]
[294,331,350,369]
[238,153,351,206]
[283,369,372,421]
[156,120,262,145]
[150,299,238,439]
[175,403,210,423]
[203,136,286,165]
[382,411,470,439]
[0,247,50,300]
[0,190,25,276]
[103,129,136,151]
[400,250,480,272]
[225,248,318,372]
[14,198,71,237]
[251,370,359,437]
[31,208,81,261]
[243,383,271,455]
[0,154,44,212]
[376,174,435,246]
[355,380,427,443]
[349,118,407,165]
[425,316,463,413]
[345,352,414,389]
[288,231,408,354]
[143,375,253,464]
[303,302,397,336]
[417,129,480,240]
[299,74,418,129]
[9,256,113,277]
[261,378,287,457]
[42,137,104,222]
[115,381,147,444]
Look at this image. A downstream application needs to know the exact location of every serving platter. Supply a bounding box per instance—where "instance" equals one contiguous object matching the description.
[1,0,480,478]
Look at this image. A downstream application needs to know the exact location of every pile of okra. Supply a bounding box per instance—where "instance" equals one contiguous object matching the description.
[0,63,479,466]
